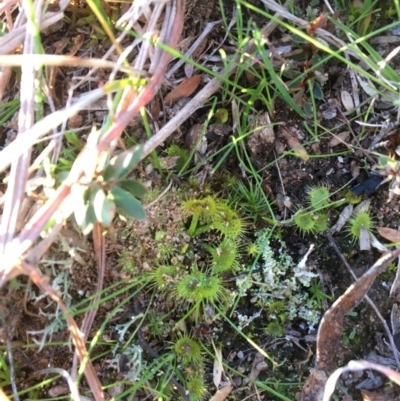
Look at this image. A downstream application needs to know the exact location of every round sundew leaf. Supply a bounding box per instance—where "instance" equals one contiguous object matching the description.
[173,337,203,366]
[350,211,373,239]
[313,213,328,233]
[209,238,239,273]
[294,210,315,234]
[308,185,330,209]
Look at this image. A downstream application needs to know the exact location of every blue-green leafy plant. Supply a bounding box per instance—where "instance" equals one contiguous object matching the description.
[71,145,146,234]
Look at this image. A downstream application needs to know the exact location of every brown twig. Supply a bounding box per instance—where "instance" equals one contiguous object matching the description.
[20,260,105,400]
[71,222,106,379]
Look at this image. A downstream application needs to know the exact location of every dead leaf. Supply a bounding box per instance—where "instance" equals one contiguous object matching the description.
[369,232,389,253]
[150,97,161,118]
[209,385,233,401]
[354,199,371,215]
[280,127,309,160]
[48,385,69,397]
[67,114,83,129]
[245,70,256,86]
[350,161,360,179]
[164,75,201,105]
[177,35,196,53]
[330,204,353,234]
[341,396,353,401]
[248,352,267,382]
[359,226,371,251]
[231,99,239,132]
[184,62,195,78]
[69,35,83,56]
[213,348,223,388]
[311,143,321,154]
[300,249,400,401]
[247,112,275,158]
[341,90,354,112]
[323,360,400,401]
[328,131,350,147]
[192,37,208,60]
[159,156,179,170]
[378,227,400,243]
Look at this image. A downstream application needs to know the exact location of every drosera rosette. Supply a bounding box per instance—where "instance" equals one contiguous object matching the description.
[146,264,183,292]
[183,196,217,236]
[290,184,347,235]
[293,208,316,235]
[212,201,246,239]
[204,238,241,274]
[265,321,284,338]
[312,212,328,233]
[172,265,230,322]
[349,211,374,239]
[186,374,208,401]
[293,207,328,235]
[183,196,246,238]
[348,200,375,251]
[266,300,286,320]
[154,230,175,261]
[172,335,204,368]
[307,184,331,209]
[246,241,261,257]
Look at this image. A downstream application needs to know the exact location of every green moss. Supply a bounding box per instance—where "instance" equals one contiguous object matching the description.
[266,321,284,337]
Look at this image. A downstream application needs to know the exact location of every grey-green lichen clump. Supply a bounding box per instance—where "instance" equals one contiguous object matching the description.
[235,230,321,333]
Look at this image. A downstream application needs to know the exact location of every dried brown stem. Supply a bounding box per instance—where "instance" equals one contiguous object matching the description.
[21,260,105,401]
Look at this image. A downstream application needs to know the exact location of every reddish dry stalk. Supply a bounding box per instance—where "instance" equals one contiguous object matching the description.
[0,2,186,400]
[21,260,105,401]
[1,0,185,281]
[71,222,106,379]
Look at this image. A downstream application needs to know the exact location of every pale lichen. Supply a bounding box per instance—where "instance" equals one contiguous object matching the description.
[235,230,321,332]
